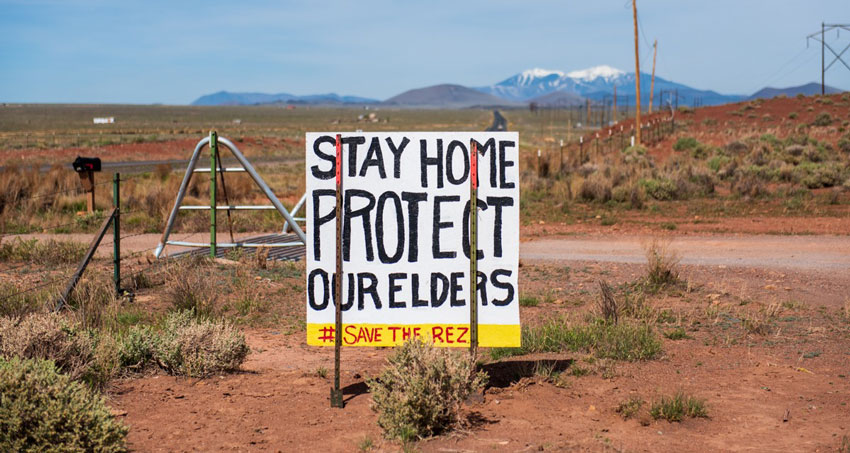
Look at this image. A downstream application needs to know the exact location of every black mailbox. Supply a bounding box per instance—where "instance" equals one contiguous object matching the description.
[72,156,102,173]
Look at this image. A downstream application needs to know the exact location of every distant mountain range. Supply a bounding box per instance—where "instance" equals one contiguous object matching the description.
[476,66,743,107]
[383,84,521,108]
[748,82,842,100]
[192,91,378,106]
[191,65,844,108]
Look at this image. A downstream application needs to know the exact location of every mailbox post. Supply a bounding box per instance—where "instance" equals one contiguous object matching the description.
[72,156,102,213]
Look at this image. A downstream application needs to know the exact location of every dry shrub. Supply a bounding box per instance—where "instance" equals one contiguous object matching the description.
[154,163,172,181]
[639,177,678,200]
[811,112,833,127]
[0,166,30,214]
[673,167,715,198]
[227,173,257,197]
[643,239,680,290]
[0,357,128,452]
[164,257,218,316]
[619,288,655,321]
[0,282,50,318]
[68,273,116,329]
[255,246,270,269]
[0,238,87,265]
[142,186,173,219]
[151,310,249,378]
[551,178,573,202]
[0,313,97,383]
[597,281,619,324]
[368,339,487,441]
[116,325,157,372]
[579,172,612,202]
[612,181,646,208]
[731,174,767,198]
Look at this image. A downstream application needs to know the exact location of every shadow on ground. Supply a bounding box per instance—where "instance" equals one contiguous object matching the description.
[481,359,574,388]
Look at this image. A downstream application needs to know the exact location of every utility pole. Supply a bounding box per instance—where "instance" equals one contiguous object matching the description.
[806,23,850,96]
[649,39,657,114]
[586,98,590,127]
[632,0,641,145]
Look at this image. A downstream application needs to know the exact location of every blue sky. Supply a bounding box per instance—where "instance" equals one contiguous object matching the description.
[1,0,848,104]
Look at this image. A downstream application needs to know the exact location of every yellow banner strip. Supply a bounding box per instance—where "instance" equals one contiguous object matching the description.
[307,323,520,348]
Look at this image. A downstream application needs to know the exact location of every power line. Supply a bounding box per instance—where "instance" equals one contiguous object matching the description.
[747,46,812,94]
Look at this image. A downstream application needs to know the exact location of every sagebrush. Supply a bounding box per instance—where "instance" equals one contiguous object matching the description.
[119,310,249,378]
[0,312,102,384]
[0,357,128,452]
[368,339,487,441]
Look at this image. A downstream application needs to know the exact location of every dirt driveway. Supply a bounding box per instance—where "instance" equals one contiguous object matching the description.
[520,234,850,270]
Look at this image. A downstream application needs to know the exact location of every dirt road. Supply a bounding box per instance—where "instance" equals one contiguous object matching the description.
[521,234,850,271]
[10,232,849,271]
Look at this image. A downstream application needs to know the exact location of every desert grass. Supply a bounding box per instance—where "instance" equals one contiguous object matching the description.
[650,391,709,421]
[490,317,662,362]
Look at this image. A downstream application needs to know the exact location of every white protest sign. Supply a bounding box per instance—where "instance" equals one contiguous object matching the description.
[306,132,520,347]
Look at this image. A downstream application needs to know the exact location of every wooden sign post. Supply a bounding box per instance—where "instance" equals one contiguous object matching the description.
[331,134,344,408]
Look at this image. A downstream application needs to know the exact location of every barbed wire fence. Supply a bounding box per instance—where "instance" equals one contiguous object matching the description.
[530,109,679,178]
[0,171,183,311]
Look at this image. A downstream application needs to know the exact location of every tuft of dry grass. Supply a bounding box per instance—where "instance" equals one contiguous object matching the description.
[67,273,116,329]
[0,238,87,265]
[650,391,708,421]
[742,302,781,335]
[597,280,619,324]
[163,257,218,316]
[616,396,645,420]
[643,238,680,291]
[0,281,52,318]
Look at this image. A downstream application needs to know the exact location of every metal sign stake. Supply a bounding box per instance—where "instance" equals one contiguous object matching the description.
[113,173,121,296]
[469,139,479,359]
[331,133,344,408]
[210,130,217,258]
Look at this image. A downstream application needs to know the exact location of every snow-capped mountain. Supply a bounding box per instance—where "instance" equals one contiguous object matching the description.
[475,65,743,106]
[192,65,746,107]
[565,65,625,82]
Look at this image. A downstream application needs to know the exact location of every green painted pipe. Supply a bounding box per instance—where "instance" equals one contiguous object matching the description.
[210,131,217,258]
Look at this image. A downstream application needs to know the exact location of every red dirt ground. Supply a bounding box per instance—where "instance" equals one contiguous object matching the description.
[594,92,850,163]
[84,231,850,452]
[109,256,850,452]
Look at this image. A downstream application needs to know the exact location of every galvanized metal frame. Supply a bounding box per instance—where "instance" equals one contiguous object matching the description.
[282,192,307,234]
[155,134,307,258]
